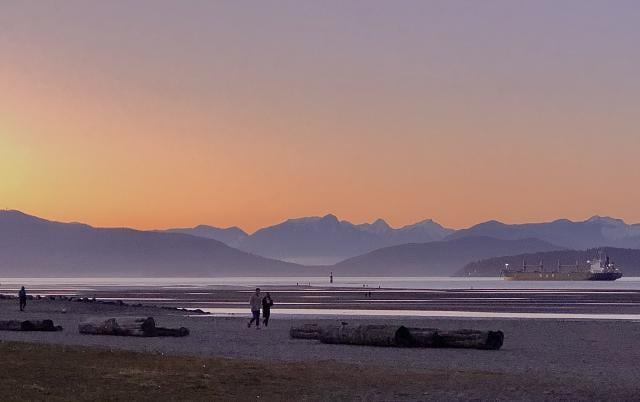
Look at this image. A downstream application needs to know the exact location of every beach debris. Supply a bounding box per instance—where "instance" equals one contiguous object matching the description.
[406,327,504,350]
[78,317,189,337]
[289,323,322,339]
[0,319,63,332]
[154,326,191,337]
[290,324,504,350]
[320,324,414,347]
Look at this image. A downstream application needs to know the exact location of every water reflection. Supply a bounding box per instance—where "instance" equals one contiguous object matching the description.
[1,276,640,290]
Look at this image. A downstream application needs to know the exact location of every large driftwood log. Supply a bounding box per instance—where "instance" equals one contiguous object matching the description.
[290,324,504,350]
[319,325,413,347]
[0,319,62,332]
[79,317,156,336]
[403,328,439,347]
[407,328,504,350]
[289,324,322,339]
[439,329,504,350]
[155,326,190,337]
[78,317,189,337]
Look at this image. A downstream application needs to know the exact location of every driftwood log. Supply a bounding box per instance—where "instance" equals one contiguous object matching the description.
[407,327,504,350]
[319,324,413,347]
[290,324,504,350]
[155,326,190,337]
[79,317,156,336]
[78,317,189,337]
[0,319,62,332]
[289,323,322,339]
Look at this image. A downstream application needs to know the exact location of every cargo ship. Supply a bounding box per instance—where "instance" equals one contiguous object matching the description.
[502,254,622,281]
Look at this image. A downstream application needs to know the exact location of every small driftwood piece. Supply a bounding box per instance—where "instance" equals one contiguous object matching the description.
[290,324,504,350]
[0,319,62,332]
[78,317,189,337]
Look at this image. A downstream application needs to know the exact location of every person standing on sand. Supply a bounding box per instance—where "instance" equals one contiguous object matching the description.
[247,288,262,329]
[18,286,27,312]
[262,292,274,327]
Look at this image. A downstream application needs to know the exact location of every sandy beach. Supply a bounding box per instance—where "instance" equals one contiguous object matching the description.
[1,296,639,401]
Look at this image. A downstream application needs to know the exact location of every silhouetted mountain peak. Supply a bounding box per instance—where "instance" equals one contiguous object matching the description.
[586,216,625,225]
[479,220,507,227]
[358,218,392,234]
[321,214,339,224]
[402,218,440,229]
[194,224,215,230]
[372,218,391,230]
[0,210,93,229]
[1,209,44,222]
[416,218,434,224]
[280,214,341,229]
[194,224,246,233]
[163,223,248,247]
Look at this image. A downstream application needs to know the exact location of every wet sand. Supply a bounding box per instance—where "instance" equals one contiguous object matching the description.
[16,283,640,316]
[0,297,639,400]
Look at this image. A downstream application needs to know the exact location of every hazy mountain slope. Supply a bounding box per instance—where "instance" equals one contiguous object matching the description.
[332,236,563,276]
[393,219,455,244]
[356,219,393,235]
[0,210,303,277]
[164,225,247,247]
[237,214,383,265]
[459,247,640,277]
[447,216,640,250]
[237,214,454,265]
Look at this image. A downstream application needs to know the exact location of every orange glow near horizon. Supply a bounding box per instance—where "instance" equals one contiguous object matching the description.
[2,2,639,232]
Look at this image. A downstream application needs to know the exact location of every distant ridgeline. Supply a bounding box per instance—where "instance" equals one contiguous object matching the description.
[459,248,640,277]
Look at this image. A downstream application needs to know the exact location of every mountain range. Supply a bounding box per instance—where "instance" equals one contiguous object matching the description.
[166,214,453,265]
[2,210,640,277]
[161,214,640,266]
[0,210,303,277]
[446,216,640,250]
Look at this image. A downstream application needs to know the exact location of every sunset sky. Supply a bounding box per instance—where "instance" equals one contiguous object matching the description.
[1,1,639,232]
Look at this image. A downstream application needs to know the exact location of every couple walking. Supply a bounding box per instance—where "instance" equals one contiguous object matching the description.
[248,288,273,329]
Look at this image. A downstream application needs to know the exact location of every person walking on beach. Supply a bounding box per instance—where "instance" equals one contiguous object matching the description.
[248,288,262,329]
[262,292,274,327]
[18,286,27,312]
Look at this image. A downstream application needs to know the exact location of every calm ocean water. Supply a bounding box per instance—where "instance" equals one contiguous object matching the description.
[2,276,640,290]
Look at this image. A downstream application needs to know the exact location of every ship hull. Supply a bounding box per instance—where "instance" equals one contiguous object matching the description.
[502,271,623,281]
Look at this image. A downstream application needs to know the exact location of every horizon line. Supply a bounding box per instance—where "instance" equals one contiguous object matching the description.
[1,208,635,235]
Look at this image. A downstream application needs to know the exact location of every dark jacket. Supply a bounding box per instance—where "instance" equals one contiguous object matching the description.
[19,289,26,300]
[262,297,273,313]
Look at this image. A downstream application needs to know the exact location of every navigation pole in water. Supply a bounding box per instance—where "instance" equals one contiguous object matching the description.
[330,272,333,284]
